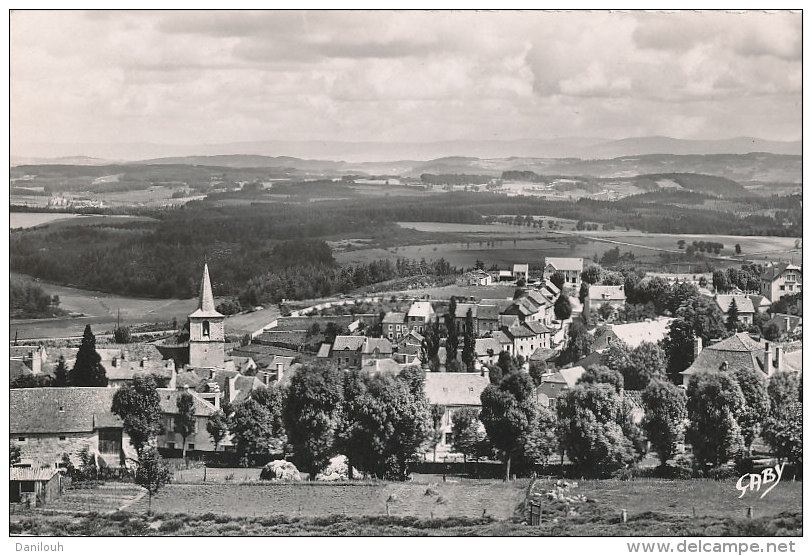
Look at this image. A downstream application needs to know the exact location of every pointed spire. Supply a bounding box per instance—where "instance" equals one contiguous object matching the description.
[199,263,216,312]
[190,263,223,318]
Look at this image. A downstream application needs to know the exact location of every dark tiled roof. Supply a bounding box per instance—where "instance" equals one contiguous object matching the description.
[10,387,122,434]
[362,338,393,355]
[158,388,217,416]
[10,359,33,382]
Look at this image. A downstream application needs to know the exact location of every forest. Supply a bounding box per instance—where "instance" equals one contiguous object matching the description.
[9,187,801,301]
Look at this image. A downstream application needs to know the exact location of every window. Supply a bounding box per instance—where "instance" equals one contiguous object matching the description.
[203,320,210,337]
[59,436,66,441]
[20,481,35,493]
[188,444,195,450]
[468,387,474,392]
[18,437,25,442]
[167,442,175,449]
[780,286,786,291]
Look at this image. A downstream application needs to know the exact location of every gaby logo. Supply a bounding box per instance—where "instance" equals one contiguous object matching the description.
[736,463,785,499]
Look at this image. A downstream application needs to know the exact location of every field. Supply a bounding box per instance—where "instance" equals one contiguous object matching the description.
[9,213,156,229]
[9,477,801,536]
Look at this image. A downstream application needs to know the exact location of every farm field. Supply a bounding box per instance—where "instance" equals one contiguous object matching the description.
[9,212,156,229]
[124,480,528,520]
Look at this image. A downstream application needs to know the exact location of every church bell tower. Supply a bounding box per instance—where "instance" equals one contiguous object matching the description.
[188,263,225,368]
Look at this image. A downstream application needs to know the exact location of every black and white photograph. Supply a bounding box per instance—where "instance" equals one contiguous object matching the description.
[7,8,804,546]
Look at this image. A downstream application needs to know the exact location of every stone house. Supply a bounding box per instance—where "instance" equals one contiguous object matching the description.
[406,301,435,334]
[158,387,222,453]
[760,263,801,302]
[713,295,755,326]
[423,373,490,461]
[382,312,407,341]
[543,257,583,291]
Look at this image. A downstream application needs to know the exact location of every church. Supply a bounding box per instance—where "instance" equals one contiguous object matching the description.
[188,263,226,369]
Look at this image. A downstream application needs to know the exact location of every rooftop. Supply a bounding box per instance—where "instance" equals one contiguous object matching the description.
[424,373,490,406]
[10,387,122,434]
[545,257,583,272]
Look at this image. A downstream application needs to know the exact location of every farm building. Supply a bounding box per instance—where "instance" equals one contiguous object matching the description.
[9,466,63,507]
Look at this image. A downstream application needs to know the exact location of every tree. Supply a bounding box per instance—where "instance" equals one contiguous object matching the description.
[556,383,636,476]
[112,375,163,456]
[229,398,280,466]
[663,319,696,383]
[685,371,745,468]
[522,405,558,472]
[554,292,572,323]
[641,379,687,466]
[601,341,667,390]
[677,239,686,250]
[732,367,769,453]
[336,367,431,480]
[175,391,197,464]
[10,443,21,465]
[445,298,459,366]
[451,407,488,463]
[206,409,229,452]
[581,264,602,285]
[528,361,547,387]
[428,404,447,461]
[462,308,476,371]
[726,298,740,332]
[69,325,107,387]
[479,371,537,481]
[52,356,69,387]
[598,302,615,321]
[135,446,172,516]
[577,365,624,393]
[762,371,802,464]
[578,282,590,305]
[497,351,514,377]
[735,244,742,255]
[113,325,132,344]
[550,271,566,291]
[282,365,345,479]
[674,296,728,344]
[558,319,593,365]
[712,270,732,293]
[762,322,781,341]
[421,317,442,370]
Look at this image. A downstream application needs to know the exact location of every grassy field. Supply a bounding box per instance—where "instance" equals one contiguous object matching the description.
[9,478,801,536]
[9,213,157,229]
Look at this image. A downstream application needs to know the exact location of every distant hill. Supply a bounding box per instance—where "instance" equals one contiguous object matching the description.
[634,173,748,197]
[586,136,801,158]
[136,154,344,172]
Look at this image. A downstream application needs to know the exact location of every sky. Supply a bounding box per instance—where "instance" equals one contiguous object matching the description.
[9,10,803,158]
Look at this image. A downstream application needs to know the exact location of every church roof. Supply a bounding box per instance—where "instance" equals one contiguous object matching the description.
[189,263,224,319]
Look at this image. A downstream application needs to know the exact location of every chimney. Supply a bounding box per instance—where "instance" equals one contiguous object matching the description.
[785,316,792,333]
[774,346,783,373]
[276,362,284,383]
[693,336,703,359]
[122,350,128,361]
[140,357,147,368]
[111,357,118,368]
[263,371,270,386]
[764,342,773,375]
[719,360,729,372]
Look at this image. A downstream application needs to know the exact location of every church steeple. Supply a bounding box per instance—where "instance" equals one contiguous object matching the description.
[188,263,225,368]
[190,263,223,319]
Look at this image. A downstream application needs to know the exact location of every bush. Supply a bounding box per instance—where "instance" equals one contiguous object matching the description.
[158,519,186,533]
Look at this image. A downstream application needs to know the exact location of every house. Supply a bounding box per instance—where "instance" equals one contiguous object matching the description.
[382,312,407,341]
[475,304,502,335]
[331,335,367,367]
[406,301,435,334]
[680,333,790,387]
[423,373,490,460]
[760,263,802,301]
[10,466,63,507]
[764,313,802,341]
[497,270,514,282]
[713,295,755,326]
[10,387,137,468]
[586,285,626,315]
[361,337,394,365]
[512,263,529,283]
[543,257,583,291]
[458,269,493,286]
[536,366,586,408]
[490,330,514,356]
[591,317,675,352]
[360,357,404,377]
[105,356,177,389]
[474,337,503,365]
[749,294,772,314]
[158,387,222,453]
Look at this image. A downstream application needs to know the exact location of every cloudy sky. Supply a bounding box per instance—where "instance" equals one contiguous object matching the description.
[10,10,802,157]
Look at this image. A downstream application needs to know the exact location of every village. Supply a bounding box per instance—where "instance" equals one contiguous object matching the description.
[9,254,803,518]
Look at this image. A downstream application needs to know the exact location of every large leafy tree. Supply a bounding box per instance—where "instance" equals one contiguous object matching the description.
[577,365,624,393]
[111,375,163,456]
[685,371,745,468]
[479,371,537,481]
[282,365,345,479]
[69,325,107,386]
[550,271,566,291]
[462,308,476,371]
[663,318,696,383]
[558,319,594,365]
[337,367,431,480]
[554,292,572,323]
[601,341,667,390]
[53,356,69,387]
[206,409,229,452]
[762,371,802,465]
[175,392,197,463]
[675,296,728,344]
[229,398,280,466]
[580,264,602,285]
[641,379,687,466]
[427,404,447,461]
[556,384,637,477]
[451,406,489,463]
[732,366,770,452]
[522,405,558,472]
